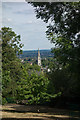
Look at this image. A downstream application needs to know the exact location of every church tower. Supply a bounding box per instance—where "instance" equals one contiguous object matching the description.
[38,48,41,66]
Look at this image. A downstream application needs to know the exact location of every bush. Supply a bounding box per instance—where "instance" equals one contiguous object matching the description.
[6,97,15,103]
[2,97,7,105]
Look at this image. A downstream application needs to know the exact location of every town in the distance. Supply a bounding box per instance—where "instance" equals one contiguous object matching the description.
[19,48,54,72]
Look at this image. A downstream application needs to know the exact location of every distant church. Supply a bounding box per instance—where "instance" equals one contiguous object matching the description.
[38,48,41,66]
[37,48,50,73]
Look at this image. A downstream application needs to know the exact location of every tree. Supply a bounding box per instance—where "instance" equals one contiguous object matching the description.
[29,2,80,65]
[0,37,2,105]
[1,27,24,103]
[29,2,80,40]
[24,63,41,71]
[17,71,50,104]
[29,2,80,98]
[1,27,56,105]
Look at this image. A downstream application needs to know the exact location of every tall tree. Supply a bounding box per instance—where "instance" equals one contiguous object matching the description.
[29,2,80,97]
[29,2,80,40]
[1,27,24,102]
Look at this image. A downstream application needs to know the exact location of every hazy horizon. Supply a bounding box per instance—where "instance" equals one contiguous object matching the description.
[23,48,51,51]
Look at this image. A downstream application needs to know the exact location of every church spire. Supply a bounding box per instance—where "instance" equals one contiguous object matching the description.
[38,48,41,66]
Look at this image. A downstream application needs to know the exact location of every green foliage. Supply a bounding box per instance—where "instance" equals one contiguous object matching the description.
[41,58,53,67]
[2,27,23,55]
[2,97,7,105]
[1,27,24,102]
[24,63,41,71]
[30,2,80,40]
[29,2,80,99]
[6,97,15,103]
[2,26,65,105]
[1,27,56,105]
[17,71,50,104]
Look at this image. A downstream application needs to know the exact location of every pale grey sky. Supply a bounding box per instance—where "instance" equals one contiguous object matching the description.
[3,0,25,2]
[2,2,53,50]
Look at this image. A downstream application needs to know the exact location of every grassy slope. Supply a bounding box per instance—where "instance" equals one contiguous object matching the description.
[2,104,80,120]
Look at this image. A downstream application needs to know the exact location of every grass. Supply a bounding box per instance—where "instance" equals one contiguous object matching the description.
[1,104,80,120]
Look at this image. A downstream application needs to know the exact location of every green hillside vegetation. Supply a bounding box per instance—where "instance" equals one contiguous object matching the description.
[19,49,54,58]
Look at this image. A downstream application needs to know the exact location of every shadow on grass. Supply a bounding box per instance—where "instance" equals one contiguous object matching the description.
[2,104,80,120]
[2,118,42,120]
[3,104,71,113]
[2,117,80,120]
[2,109,28,113]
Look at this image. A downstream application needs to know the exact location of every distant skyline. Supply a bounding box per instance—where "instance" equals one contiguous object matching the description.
[2,2,53,50]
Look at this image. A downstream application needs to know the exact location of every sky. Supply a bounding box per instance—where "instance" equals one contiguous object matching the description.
[3,0,25,1]
[2,2,53,50]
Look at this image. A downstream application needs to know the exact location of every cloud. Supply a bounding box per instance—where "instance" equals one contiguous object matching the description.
[3,17,12,23]
[24,20,37,24]
[14,9,33,15]
[26,21,33,24]
[7,18,12,22]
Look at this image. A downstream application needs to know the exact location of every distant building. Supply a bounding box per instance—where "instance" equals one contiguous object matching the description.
[37,48,51,73]
[38,48,41,66]
[47,68,50,72]
[21,59,24,63]
[30,62,32,65]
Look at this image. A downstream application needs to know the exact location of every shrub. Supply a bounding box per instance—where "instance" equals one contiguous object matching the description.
[2,97,7,105]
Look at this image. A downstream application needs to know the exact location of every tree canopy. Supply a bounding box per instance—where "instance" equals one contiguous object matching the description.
[29,2,80,40]
[29,2,80,69]
[29,2,80,98]
[1,27,24,102]
[1,27,56,105]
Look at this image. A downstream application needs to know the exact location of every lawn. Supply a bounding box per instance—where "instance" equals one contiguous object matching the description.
[1,104,80,120]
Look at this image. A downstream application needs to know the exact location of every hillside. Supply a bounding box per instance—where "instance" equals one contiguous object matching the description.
[19,49,54,58]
